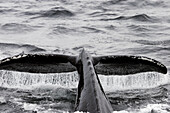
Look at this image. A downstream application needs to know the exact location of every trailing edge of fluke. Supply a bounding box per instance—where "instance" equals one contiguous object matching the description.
[0,49,167,113]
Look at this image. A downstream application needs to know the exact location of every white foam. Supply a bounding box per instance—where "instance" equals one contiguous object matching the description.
[139,104,170,113]
[0,96,6,104]
[23,103,41,111]
[74,111,89,113]
[111,104,170,113]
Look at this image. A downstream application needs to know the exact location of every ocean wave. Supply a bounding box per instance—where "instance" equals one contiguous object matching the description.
[128,14,156,22]
[0,43,46,54]
[40,7,74,18]
[127,0,166,7]
[102,0,127,5]
[101,0,165,7]
[52,26,76,34]
[0,97,24,112]
[23,87,76,104]
[0,23,35,34]
[23,11,40,16]
[134,40,170,46]
[72,45,94,51]
[0,8,18,14]
[53,48,75,55]
[21,44,46,52]
[127,25,150,32]
[101,14,158,22]
[0,86,76,112]
[108,85,168,111]
[81,27,104,33]
[23,6,74,18]
[127,46,170,55]
[51,26,104,35]
[128,25,170,33]
[89,11,117,17]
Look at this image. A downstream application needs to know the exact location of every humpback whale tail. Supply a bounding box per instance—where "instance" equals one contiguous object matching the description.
[0,51,167,113]
[0,53,167,75]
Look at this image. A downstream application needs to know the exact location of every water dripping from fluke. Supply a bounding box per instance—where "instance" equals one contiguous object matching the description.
[0,70,79,89]
[99,72,169,91]
[0,70,169,91]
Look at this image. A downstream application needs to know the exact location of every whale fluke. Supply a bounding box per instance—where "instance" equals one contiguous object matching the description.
[0,54,77,73]
[0,54,167,75]
[0,50,168,113]
[93,56,167,75]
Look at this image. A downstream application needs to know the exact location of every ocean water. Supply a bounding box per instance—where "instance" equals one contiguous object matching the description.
[0,0,170,112]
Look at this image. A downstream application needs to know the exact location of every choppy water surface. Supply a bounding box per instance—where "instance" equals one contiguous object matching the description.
[0,0,170,112]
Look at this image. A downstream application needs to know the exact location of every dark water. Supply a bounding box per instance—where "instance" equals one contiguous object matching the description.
[0,0,170,112]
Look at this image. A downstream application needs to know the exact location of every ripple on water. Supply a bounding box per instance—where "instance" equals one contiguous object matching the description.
[72,44,94,51]
[127,25,150,32]
[0,23,36,34]
[127,24,170,33]
[23,6,74,19]
[128,46,164,55]
[102,0,127,6]
[8,87,76,112]
[101,14,158,22]
[102,0,165,7]
[0,8,18,14]
[89,11,117,18]
[51,26,104,35]
[107,86,168,111]
[52,26,76,35]
[134,40,170,46]
[0,43,46,56]
[128,14,157,22]
[40,7,74,18]
[80,26,105,33]
[127,0,166,7]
